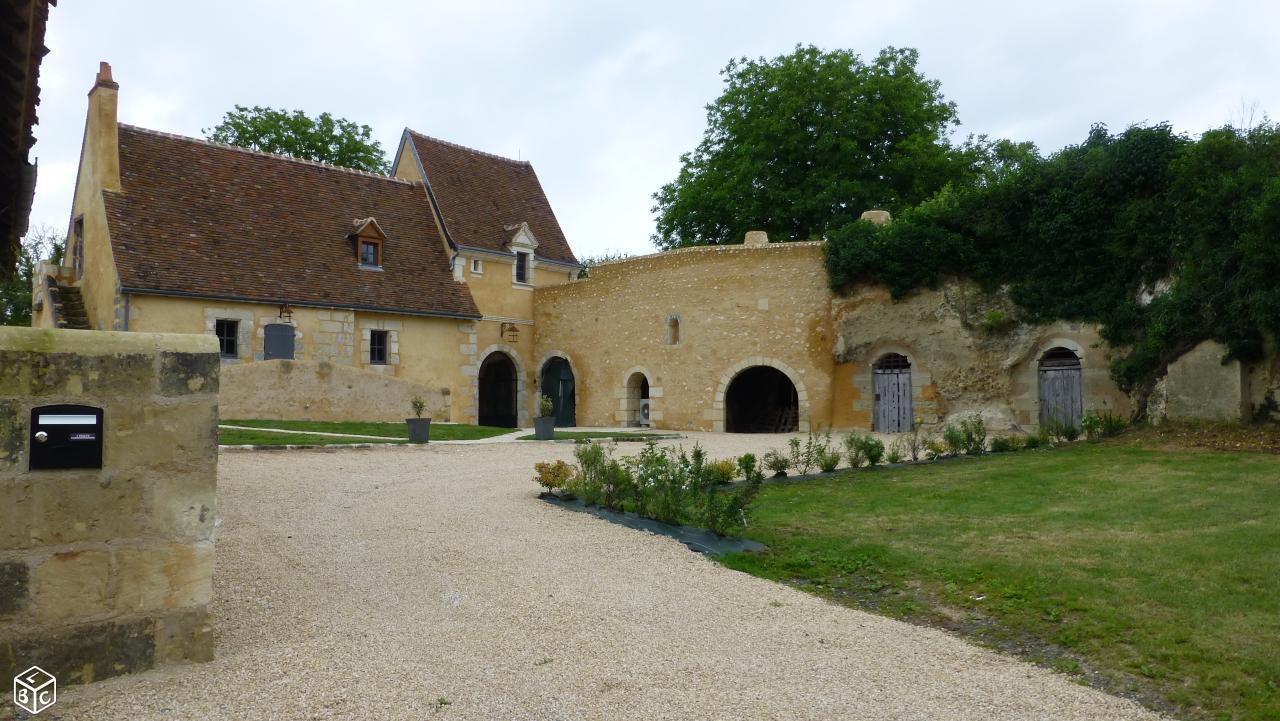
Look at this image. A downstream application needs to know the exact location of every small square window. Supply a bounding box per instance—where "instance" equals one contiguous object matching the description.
[471,258,483,274]
[215,319,239,358]
[360,240,381,266]
[370,329,388,365]
[515,252,529,284]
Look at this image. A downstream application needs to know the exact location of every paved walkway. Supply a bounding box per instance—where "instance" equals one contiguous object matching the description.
[58,434,1162,720]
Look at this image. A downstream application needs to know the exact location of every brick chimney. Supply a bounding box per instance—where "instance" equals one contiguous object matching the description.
[83,61,121,193]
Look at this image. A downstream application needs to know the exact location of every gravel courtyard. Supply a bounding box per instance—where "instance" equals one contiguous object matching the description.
[57,434,1163,720]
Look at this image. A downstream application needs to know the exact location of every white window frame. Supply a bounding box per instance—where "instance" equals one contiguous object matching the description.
[471,257,483,275]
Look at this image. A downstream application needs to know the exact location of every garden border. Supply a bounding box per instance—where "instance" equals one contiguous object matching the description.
[539,493,767,557]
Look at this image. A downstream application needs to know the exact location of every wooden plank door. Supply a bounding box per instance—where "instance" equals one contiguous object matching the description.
[1039,367,1083,428]
[874,369,912,432]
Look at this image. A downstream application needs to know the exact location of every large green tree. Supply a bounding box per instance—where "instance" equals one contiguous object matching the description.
[205,106,389,173]
[1,225,63,326]
[651,45,987,248]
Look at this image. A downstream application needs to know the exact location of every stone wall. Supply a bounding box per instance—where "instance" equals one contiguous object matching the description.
[533,241,837,431]
[1159,340,1249,422]
[0,327,218,688]
[219,358,450,422]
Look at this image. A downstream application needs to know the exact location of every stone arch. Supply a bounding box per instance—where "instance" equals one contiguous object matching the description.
[619,365,658,427]
[536,350,577,427]
[665,314,681,345]
[711,357,810,433]
[475,343,526,428]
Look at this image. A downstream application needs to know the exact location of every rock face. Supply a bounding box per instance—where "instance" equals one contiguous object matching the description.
[831,281,1131,430]
[0,327,218,688]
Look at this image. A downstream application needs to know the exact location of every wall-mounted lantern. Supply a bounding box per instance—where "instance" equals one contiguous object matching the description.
[500,322,519,343]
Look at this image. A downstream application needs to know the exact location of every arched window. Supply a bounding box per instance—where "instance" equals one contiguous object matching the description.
[666,315,681,345]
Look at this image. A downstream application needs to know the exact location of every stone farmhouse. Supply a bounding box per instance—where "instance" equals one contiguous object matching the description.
[34,63,1260,432]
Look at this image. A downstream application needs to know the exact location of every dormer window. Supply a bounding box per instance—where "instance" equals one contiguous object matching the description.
[351,217,386,269]
[360,239,381,266]
[515,252,530,283]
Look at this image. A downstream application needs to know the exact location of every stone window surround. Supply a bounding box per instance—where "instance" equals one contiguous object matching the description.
[470,257,483,275]
[358,318,402,369]
[665,314,681,346]
[203,307,254,363]
[1013,336,1088,429]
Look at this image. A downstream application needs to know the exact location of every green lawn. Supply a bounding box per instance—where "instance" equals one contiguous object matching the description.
[516,431,671,441]
[220,419,513,441]
[218,429,410,446]
[723,442,1280,720]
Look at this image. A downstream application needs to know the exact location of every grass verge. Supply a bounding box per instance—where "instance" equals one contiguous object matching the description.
[220,419,513,441]
[218,429,409,446]
[722,440,1280,720]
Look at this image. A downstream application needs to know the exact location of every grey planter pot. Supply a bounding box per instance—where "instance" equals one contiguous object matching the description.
[533,416,556,440]
[406,418,431,443]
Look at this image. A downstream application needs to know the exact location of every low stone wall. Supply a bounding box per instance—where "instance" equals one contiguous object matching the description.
[0,327,219,688]
[219,359,450,422]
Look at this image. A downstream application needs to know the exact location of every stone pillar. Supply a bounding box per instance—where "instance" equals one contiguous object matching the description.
[0,327,219,687]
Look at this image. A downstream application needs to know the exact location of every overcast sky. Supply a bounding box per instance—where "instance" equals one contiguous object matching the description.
[27,0,1280,258]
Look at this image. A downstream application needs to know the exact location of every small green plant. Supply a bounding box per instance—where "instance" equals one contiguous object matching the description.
[1081,410,1128,440]
[737,453,765,484]
[977,309,1017,334]
[410,395,427,418]
[1023,431,1044,450]
[705,458,739,484]
[861,436,885,466]
[886,438,905,464]
[538,394,555,418]
[960,414,987,455]
[843,432,867,468]
[1253,390,1279,423]
[816,446,842,473]
[989,436,1014,453]
[942,423,965,456]
[533,460,574,492]
[788,436,816,475]
[925,439,947,459]
[1061,423,1081,442]
[762,450,791,478]
[901,416,930,461]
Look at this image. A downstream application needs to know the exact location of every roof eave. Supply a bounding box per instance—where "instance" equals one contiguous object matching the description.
[118,286,482,321]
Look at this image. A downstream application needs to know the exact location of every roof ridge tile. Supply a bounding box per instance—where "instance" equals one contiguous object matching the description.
[118,124,417,184]
[406,128,530,166]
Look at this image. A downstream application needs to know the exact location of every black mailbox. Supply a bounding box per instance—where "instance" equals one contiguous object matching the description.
[29,404,104,470]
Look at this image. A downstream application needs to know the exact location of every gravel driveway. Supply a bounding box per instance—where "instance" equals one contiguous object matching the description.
[57,434,1163,720]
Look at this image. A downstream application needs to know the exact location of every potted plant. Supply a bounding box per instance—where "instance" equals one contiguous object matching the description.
[407,395,431,443]
[533,394,556,440]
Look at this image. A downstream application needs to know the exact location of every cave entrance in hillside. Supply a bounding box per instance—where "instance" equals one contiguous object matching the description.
[478,352,518,428]
[873,353,913,432]
[725,366,798,433]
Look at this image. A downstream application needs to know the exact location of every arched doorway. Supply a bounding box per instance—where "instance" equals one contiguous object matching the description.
[625,371,650,427]
[873,353,913,432]
[540,356,576,427]
[725,366,799,433]
[1039,347,1083,428]
[478,352,518,427]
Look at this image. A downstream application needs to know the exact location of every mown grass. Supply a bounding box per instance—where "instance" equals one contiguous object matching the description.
[217,429,409,446]
[722,441,1280,720]
[516,431,670,441]
[220,419,512,441]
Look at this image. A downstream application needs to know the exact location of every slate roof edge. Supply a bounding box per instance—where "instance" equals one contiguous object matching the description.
[119,286,483,320]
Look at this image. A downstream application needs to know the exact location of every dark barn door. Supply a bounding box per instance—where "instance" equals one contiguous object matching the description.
[540,357,576,427]
[1039,347,1083,428]
[263,324,295,360]
[873,353,912,432]
[478,353,518,428]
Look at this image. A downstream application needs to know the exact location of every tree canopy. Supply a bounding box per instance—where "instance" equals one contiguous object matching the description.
[824,122,1280,418]
[205,105,389,173]
[1,225,63,327]
[651,45,988,249]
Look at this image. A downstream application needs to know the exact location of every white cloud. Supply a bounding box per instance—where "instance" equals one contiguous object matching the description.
[26,0,1280,257]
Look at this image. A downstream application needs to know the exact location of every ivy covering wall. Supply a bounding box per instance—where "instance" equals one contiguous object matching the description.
[824,123,1280,418]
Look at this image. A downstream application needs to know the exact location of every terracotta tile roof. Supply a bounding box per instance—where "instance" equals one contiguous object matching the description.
[1,0,55,276]
[406,130,578,265]
[104,125,480,319]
